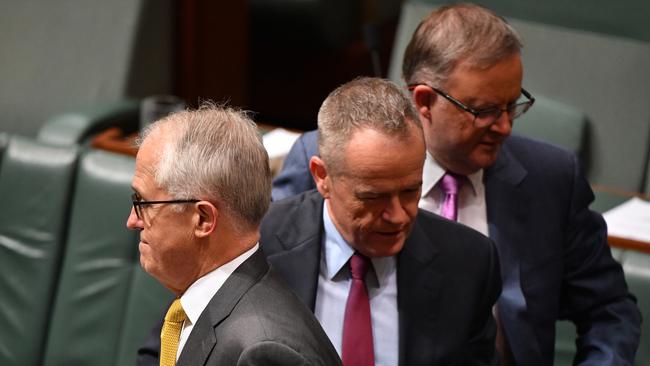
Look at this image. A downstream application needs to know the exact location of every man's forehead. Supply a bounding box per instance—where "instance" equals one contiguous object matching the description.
[133,136,164,190]
[335,165,423,189]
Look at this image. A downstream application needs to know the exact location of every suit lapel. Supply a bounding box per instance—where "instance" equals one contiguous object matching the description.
[177,250,269,366]
[265,191,324,311]
[485,142,542,365]
[397,218,441,366]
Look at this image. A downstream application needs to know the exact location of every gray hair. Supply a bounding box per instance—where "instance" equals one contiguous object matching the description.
[402,3,522,87]
[139,103,271,230]
[317,77,421,175]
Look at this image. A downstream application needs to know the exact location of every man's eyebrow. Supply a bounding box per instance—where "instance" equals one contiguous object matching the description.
[404,181,423,190]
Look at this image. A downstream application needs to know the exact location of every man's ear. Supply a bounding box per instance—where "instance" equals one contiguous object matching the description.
[411,84,436,123]
[194,201,218,238]
[309,156,331,198]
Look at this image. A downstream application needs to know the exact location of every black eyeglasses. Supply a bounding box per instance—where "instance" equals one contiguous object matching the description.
[131,192,199,220]
[407,83,535,128]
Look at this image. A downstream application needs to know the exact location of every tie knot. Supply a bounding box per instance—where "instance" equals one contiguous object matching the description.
[349,253,371,280]
[165,299,186,324]
[439,172,465,195]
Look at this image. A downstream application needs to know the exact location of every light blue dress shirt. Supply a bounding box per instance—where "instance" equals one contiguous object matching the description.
[314,201,399,366]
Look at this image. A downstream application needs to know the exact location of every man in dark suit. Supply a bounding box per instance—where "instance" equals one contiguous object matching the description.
[272,4,641,366]
[127,105,341,366]
[265,77,500,365]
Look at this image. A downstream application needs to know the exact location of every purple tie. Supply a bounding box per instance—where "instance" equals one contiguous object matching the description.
[440,172,464,221]
[342,253,374,366]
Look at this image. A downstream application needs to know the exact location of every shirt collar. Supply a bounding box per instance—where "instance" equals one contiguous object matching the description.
[180,243,259,325]
[422,151,483,196]
[322,200,395,287]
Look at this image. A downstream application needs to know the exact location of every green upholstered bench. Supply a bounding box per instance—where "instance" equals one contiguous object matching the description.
[0,136,79,366]
[41,149,172,366]
[0,136,172,366]
[37,101,139,146]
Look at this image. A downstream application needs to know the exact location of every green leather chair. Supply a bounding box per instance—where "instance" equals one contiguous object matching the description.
[42,150,137,366]
[42,149,171,366]
[37,100,139,146]
[513,94,589,162]
[0,136,78,366]
[114,266,173,366]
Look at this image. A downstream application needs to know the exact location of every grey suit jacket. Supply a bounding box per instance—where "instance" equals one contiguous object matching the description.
[176,249,341,366]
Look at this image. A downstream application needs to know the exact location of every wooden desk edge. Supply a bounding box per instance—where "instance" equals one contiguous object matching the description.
[91,127,138,157]
[609,236,650,254]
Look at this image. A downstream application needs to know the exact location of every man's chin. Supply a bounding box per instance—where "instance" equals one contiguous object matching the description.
[471,147,501,170]
[364,232,407,257]
[138,243,153,272]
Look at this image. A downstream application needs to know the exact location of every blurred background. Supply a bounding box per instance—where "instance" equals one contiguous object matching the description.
[1,0,649,190]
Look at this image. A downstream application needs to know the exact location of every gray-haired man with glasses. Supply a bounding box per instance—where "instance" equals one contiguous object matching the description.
[272,3,640,365]
[127,105,341,366]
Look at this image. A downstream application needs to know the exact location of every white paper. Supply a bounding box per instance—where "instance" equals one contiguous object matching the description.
[262,128,301,159]
[603,197,650,243]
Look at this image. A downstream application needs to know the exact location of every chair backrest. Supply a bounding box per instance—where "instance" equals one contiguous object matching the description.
[42,149,172,366]
[37,100,139,146]
[114,266,173,366]
[0,136,78,366]
[513,94,589,161]
[42,150,136,366]
[511,18,650,192]
[388,0,650,192]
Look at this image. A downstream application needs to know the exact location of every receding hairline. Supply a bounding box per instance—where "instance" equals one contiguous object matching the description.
[402,3,523,86]
[323,120,423,176]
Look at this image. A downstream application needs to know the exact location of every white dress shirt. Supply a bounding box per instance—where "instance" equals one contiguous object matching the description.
[314,201,399,366]
[419,151,489,235]
[176,243,259,360]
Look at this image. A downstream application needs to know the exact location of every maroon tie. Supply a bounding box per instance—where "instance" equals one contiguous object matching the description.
[342,253,374,366]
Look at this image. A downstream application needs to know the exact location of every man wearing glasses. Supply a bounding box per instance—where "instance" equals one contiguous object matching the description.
[127,105,341,366]
[272,4,640,365]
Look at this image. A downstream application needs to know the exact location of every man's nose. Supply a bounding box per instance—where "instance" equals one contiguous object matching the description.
[382,196,409,225]
[126,206,143,230]
[490,110,513,136]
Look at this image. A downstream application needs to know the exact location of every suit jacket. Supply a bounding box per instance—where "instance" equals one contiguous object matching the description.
[271,130,641,365]
[140,249,341,366]
[261,190,502,366]
[271,130,319,201]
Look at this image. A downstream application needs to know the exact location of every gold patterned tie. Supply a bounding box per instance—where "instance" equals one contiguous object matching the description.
[160,299,186,366]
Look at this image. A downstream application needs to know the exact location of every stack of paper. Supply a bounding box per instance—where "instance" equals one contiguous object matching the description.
[262,128,301,159]
[603,197,650,243]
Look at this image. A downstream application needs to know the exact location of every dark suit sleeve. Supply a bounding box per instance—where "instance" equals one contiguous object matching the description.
[271,131,318,201]
[561,154,641,364]
[135,319,162,366]
[467,239,501,366]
